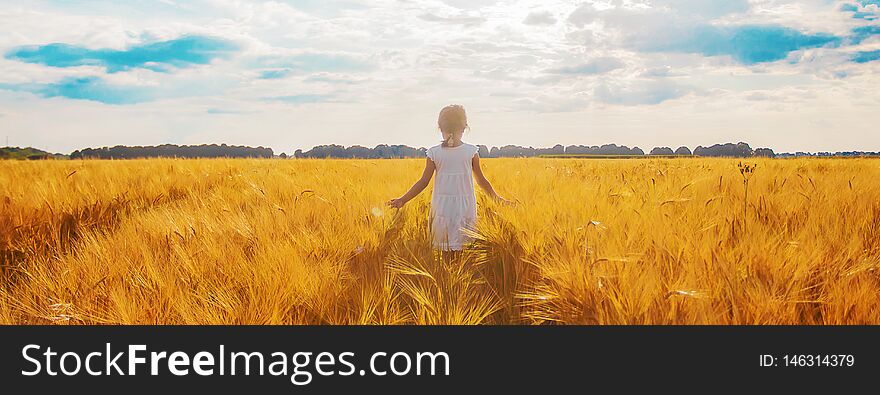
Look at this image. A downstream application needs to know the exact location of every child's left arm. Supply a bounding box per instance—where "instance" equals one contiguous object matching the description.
[472,155,511,204]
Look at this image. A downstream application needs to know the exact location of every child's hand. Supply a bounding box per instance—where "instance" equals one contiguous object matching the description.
[495,196,515,206]
[387,198,406,208]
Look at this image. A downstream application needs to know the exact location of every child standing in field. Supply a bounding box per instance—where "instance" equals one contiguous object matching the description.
[388,104,508,251]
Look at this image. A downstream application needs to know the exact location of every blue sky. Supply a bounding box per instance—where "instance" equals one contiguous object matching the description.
[6,36,238,73]
[642,25,842,64]
[0,0,878,153]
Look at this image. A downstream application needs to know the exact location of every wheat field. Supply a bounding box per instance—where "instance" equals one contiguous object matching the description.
[1,157,879,325]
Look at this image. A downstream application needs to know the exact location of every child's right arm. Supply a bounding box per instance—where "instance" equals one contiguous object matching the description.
[387,158,436,208]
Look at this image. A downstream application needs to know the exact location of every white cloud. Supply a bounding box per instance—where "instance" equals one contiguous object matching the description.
[523,10,557,26]
[594,79,694,106]
[546,57,625,75]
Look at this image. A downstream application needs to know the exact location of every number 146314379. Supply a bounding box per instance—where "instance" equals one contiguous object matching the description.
[760,354,855,367]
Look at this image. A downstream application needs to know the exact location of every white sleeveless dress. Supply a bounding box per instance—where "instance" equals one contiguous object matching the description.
[426,143,480,251]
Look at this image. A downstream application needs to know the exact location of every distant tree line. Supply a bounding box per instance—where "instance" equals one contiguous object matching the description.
[488,144,647,157]
[293,144,426,159]
[292,142,777,159]
[776,151,880,158]
[18,142,880,161]
[70,144,274,159]
[0,147,64,160]
[690,142,776,158]
[293,143,651,158]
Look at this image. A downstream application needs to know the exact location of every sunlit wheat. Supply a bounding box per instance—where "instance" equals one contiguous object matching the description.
[1,157,879,324]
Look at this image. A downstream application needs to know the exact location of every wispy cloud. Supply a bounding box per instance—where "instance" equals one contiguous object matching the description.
[523,11,557,26]
[0,76,155,104]
[659,0,751,18]
[303,75,362,84]
[259,70,291,80]
[595,80,693,106]
[418,13,486,27]
[255,53,370,79]
[206,108,253,115]
[262,94,333,104]
[547,57,625,75]
[5,36,239,73]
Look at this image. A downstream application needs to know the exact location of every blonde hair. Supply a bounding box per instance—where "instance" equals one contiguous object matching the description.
[438,104,469,147]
